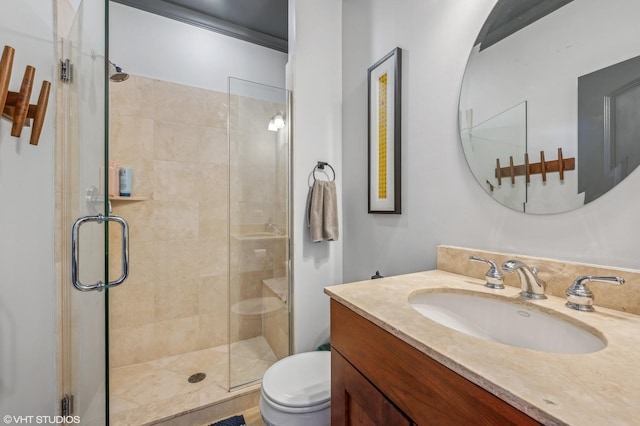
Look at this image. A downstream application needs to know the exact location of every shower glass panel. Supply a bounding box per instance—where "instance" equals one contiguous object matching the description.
[60,0,109,423]
[228,77,290,390]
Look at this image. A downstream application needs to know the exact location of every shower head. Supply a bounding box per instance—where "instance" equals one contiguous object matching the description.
[109,62,129,82]
[90,51,130,82]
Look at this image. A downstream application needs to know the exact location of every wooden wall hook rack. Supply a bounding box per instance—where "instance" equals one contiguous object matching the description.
[495,148,575,185]
[1,45,51,146]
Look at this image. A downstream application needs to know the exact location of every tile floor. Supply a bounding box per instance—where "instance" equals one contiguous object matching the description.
[110,337,276,425]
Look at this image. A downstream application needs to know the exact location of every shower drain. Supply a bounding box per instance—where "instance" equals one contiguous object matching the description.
[188,372,206,383]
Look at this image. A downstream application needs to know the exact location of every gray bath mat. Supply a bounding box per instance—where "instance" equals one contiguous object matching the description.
[210,414,246,426]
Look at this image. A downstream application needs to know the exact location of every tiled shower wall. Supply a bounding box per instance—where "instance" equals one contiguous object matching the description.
[228,89,289,348]
[108,75,289,370]
[108,75,229,368]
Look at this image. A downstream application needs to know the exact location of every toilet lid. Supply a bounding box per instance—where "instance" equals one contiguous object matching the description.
[262,351,331,409]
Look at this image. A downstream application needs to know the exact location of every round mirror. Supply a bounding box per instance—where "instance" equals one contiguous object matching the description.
[459,0,640,214]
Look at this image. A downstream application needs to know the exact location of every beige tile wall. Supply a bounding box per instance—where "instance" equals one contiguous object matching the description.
[262,278,289,360]
[228,94,288,228]
[108,75,290,369]
[229,235,288,343]
[108,75,229,368]
[228,92,289,351]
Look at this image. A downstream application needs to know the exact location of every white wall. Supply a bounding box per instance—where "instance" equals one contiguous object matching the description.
[109,3,287,92]
[342,0,640,283]
[0,0,57,416]
[289,0,343,352]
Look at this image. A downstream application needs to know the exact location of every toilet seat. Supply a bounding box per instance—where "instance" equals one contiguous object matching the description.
[261,351,331,414]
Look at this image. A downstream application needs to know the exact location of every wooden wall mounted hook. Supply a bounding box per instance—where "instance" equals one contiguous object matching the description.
[495,148,575,185]
[0,46,51,146]
[557,148,564,180]
[10,65,35,137]
[540,150,547,182]
[509,156,515,184]
[3,80,51,146]
[27,81,51,145]
[1,45,15,111]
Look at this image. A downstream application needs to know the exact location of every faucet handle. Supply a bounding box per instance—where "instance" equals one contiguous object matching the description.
[565,276,625,312]
[469,256,504,289]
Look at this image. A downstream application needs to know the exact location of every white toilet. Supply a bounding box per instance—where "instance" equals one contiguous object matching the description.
[259,351,331,426]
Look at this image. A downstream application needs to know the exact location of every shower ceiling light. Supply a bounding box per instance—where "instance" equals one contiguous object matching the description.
[268,112,285,131]
[273,112,285,128]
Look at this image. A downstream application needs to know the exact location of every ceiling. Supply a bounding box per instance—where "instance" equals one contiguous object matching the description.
[111,0,289,53]
[475,0,573,51]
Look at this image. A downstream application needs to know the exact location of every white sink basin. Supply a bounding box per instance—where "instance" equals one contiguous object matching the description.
[409,291,605,354]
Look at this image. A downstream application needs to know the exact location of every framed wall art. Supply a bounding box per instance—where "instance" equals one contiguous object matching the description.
[368,47,401,214]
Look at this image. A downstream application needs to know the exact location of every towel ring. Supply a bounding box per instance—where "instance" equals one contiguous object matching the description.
[313,161,335,181]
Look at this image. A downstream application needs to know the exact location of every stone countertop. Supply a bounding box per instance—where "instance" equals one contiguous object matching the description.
[324,270,640,426]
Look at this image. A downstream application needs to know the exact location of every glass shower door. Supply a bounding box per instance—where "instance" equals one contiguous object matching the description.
[228,78,291,389]
[60,1,110,423]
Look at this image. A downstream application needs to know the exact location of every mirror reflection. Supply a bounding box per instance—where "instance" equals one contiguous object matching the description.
[459,0,640,214]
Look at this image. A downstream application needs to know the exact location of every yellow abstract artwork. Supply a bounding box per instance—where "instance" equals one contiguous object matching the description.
[378,73,388,199]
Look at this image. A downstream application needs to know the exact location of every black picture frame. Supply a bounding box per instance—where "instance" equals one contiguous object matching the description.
[368,47,401,214]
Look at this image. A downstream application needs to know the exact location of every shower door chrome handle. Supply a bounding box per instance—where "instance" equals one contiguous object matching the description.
[71,214,129,292]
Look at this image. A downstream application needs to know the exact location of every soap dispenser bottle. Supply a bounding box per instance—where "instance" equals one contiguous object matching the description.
[119,166,132,197]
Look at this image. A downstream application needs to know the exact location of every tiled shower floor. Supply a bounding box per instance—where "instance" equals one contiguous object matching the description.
[110,337,276,425]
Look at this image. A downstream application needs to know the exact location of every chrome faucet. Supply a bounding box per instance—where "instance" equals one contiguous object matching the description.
[501,260,546,299]
[469,256,504,289]
[565,276,625,312]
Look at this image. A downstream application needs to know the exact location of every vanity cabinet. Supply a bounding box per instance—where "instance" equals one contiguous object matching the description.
[332,350,411,425]
[330,300,540,425]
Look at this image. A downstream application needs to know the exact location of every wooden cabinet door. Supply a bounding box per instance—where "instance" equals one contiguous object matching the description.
[330,300,540,426]
[332,350,411,426]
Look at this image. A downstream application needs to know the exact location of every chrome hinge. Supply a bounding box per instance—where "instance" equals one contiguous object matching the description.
[61,394,74,417]
[60,59,73,83]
